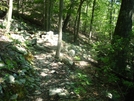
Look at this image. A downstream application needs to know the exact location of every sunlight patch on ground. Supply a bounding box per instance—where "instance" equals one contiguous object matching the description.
[34,54,46,60]
[49,88,69,97]
[75,61,90,70]
[40,72,48,77]
[78,61,89,66]
[35,97,43,101]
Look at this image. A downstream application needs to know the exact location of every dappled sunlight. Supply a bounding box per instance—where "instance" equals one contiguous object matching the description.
[0,27,106,100]
[0,0,132,100]
[77,61,89,67]
[35,97,43,101]
[40,72,48,77]
[0,62,5,67]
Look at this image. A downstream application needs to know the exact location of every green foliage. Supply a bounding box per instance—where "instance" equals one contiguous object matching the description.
[0,5,8,11]
[107,73,119,83]
[6,59,17,69]
[76,72,91,85]
[123,80,134,88]
[74,56,81,61]
[0,44,38,100]
[34,0,43,3]
[0,1,8,11]
[72,71,92,95]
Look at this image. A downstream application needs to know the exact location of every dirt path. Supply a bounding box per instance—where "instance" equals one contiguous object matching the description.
[23,31,108,101]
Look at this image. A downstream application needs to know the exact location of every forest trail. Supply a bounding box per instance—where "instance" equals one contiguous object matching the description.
[0,19,110,101]
[26,30,107,101]
[28,31,96,101]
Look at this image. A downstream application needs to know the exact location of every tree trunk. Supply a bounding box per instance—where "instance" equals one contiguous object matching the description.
[83,2,89,35]
[89,0,96,40]
[17,0,20,14]
[21,0,24,14]
[62,1,75,31]
[55,0,63,58]
[6,0,13,33]
[109,0,114,40]
[74,0,85,43]
[48,0,52,30]
[43,0,51,31]
[111,0,134,73]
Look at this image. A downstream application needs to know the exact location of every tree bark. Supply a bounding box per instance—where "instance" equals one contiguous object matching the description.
[74,0,85,43]
[83,2,89,34]
[62,1,75,31]
[43,0,51,31]
[111,0,134,73]
[89,0,96,40]
[55,0,63,58]
[109,0,114,40]
[6,0,13,33]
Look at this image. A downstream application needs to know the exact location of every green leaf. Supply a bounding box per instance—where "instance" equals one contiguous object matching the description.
[10,94,18,100]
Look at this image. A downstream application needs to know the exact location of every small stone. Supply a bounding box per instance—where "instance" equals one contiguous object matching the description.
[40,72,48,77]
[50,70,56,74]
[49,88,69,98]
[9,75,15,83]
[15,45,27,55]
[10,34,25,42]
[35,98,43,101]
[68,50,75,57]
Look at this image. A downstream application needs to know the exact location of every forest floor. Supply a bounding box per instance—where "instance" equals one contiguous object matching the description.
[0,18,118,101]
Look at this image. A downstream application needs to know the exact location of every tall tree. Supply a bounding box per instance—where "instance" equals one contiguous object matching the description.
[83,1,89,35]
[43,0,52,31]
[55,0,63,58]
[6,0,13,33]
[111,0,134,73]
[74,0,85,42]
[109,0,114,39]
[89,0,96,40]
[62,0,75,31]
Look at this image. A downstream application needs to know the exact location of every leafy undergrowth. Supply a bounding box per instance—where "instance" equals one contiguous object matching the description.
[0,30,39,101]
[0,18,122,101]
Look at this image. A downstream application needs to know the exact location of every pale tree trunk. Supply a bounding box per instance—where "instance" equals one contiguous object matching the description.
[6,0,13,33]
[55,0,63,58]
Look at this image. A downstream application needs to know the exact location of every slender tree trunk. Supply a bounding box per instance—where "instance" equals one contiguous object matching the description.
[17,0,20,14]
[83,2,89,34]
[6,0,13,33]
[55,0,63,58]
[62,1,74,31]
[21,0,24,14]
[74,0,85,43]
[43,0,46,30]
[48,0,52,30]
[109,0,114,40]
[75,4,81,42]
[43,0,50,31]
[89,0,96,40]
